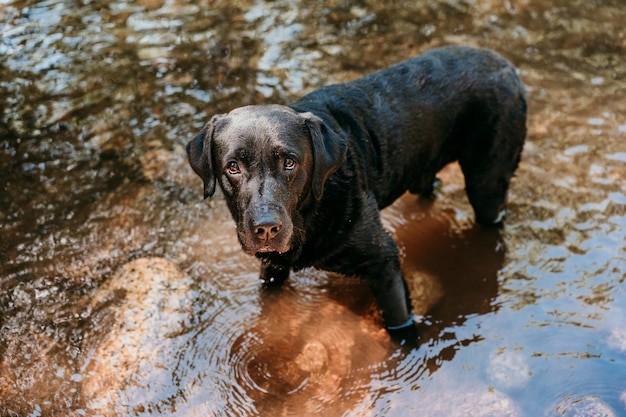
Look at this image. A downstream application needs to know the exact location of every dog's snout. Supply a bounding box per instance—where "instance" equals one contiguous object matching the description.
[252,216,282,242]
[241,202,293,254]
[241,201,292,254]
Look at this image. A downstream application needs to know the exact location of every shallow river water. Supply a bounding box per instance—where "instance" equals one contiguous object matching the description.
[1,0,626,416]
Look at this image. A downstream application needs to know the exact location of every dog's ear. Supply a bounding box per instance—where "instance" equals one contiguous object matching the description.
[300,112,347,200]
[186,115,223,199]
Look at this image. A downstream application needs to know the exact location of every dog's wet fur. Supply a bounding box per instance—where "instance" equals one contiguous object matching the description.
[187,46,526,342]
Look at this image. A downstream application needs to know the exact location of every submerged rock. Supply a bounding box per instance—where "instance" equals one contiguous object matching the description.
[81,257,197,415]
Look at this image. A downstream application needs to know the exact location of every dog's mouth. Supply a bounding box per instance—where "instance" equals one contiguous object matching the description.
[254,244,281,254]
[238,204,294,256]
[241,243,290,257]
[238,226,293,256]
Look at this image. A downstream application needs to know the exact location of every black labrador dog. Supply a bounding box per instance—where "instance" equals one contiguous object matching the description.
[187,46,526,341]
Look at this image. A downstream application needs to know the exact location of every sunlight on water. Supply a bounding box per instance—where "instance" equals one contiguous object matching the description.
[1,0,626,416]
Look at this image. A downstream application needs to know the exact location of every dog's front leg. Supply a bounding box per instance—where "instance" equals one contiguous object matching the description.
[379,274,419,345]
[350,231,418,344]
[366,264,417,343]
[259,258,290,287]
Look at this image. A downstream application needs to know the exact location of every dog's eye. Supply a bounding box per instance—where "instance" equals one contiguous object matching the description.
[226,161,240,175]
[283,157,297,170]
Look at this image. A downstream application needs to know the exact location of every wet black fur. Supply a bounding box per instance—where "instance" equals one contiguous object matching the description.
[187,46,526,338]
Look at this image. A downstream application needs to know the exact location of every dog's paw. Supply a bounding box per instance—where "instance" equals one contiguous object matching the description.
[386,316,419,347]
[493,209,507,225]
[421,177,443,200]
[479,208,507,228]
[260,275,287,288]
[259,262,290,288]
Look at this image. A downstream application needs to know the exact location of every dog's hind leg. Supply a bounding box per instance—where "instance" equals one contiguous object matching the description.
[460,97,526,226]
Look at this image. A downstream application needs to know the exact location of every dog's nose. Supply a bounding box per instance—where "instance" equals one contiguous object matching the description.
[253,218,282,242]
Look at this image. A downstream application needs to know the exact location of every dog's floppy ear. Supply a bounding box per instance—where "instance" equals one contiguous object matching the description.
[186,115,223,199]
[300,112,347,200]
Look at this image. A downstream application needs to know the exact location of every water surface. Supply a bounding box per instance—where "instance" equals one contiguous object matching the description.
[1,0,625,416]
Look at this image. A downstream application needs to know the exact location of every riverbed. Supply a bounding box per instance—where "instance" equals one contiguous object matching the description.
[1,0,625,416]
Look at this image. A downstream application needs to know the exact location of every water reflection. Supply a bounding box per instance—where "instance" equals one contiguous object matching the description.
[72,194,509,416]
[229,282,389,416]
[405,211,504,320]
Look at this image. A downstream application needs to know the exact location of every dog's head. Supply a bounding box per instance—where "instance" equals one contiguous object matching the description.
[187,104,346,255]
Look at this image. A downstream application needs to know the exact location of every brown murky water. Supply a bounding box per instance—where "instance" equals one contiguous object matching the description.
[1,0,625,416]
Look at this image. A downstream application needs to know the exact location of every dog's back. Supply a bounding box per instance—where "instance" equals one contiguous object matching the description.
[291,46,526,223]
